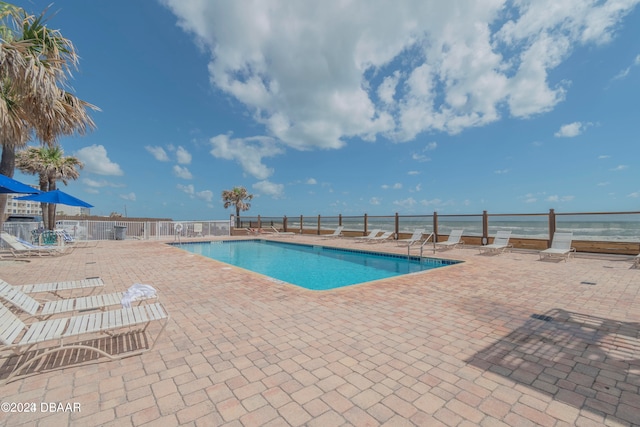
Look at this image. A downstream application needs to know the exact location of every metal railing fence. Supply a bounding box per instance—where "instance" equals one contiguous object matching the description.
[1,219,230,246]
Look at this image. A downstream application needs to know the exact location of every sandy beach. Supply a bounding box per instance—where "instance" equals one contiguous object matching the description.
[1,237,639,426]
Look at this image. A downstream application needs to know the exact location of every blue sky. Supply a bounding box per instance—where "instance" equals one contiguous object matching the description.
[12,0,640,220]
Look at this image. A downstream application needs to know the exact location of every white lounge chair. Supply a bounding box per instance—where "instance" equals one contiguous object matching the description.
[322,226,344,239]
[0,281,155,320]
[355,229,381,242]
[539,232,576,261]
[270,226,296,237]
[435,229,464,250]
[0,300,168,384]
[366,231,394,244]
[396,229,425,247]
[479,231,513,254]
[0,232,70,257]
[1,277,104,297]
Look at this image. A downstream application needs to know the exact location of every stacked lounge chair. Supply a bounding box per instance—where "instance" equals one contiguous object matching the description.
[354,229,381,242]
[396,229,426,247]
[366,231,394,244]
[0,299,168,384]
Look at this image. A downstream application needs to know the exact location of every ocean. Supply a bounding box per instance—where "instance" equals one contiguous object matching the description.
[257,214,640,242]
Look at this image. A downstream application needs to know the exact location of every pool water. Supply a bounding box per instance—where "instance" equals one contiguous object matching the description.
[177,240,460,291]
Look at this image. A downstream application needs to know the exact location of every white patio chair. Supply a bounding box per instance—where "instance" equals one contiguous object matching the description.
[435,229,464,250]
[479,230,513,255]
[0,300,168,384]
[539,232,576,262]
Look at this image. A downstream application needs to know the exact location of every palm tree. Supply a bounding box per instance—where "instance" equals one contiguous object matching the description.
[0,2,97,227]
[16,145,83,229]
[222,187,254,228]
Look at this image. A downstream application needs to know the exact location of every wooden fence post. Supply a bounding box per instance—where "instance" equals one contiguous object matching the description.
[433,211,439,242]
[364,213,368,236]
[482,210,489,245]
[395,212,399,240]
[300,215,303,234]
[548,209,556,247]
[317,215,321,235]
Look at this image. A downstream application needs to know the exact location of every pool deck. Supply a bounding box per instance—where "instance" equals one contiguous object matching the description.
[1,235,639,426]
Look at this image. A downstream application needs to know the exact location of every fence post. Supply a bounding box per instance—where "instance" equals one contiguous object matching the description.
[299,215,303,234]
[257,215,261,229]
[548,209,556,246]
[317,215,321,235]
[364,213,368,236]
[394,212,399,240]
[433,211,439,242]
[283,216,288,232]
[339,214,342,227]
[482,210,488,245]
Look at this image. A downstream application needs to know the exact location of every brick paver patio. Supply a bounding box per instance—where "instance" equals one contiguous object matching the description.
[0,236,638,426]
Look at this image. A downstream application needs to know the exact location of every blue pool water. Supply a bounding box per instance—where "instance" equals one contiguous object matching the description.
[176,240,460,291]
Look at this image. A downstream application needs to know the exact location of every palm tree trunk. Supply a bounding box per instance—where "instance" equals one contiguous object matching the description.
[236,206,241,228]
[0,145,17,230]
[38,175,49,229]
[47,179,57,230]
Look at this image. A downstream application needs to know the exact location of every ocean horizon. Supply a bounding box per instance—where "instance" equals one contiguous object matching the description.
[250,214,640,242]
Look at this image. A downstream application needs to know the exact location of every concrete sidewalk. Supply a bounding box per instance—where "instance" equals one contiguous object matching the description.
[0,237,638,426]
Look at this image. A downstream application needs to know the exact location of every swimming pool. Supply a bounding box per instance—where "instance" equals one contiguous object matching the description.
[176,240,461,291]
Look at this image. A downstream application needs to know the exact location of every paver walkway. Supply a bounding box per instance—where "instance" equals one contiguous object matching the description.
[0,237,638,426]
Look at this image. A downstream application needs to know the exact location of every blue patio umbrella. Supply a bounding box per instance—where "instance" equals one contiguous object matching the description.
[0,174,41,194]
[16,189,93,208]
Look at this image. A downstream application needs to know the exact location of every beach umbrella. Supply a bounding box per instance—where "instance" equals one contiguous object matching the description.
[0,174,41,194]
[16,189,93,207]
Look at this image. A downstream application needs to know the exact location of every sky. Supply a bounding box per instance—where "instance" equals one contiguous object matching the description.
[10,0,640,220]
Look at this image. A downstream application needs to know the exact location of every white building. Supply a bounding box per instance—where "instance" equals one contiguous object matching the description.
[4,191,90,218]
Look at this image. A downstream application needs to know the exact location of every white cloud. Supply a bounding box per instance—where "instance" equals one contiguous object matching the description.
[407,171,420,175]
[196,190,213,202]
[252,180,284,198]
[179,184,217,203]
[369,197,381,205]
[424,142,437,151]
[611,165,628,171]
[82,178,125,188]
[119,192,136,201]
[381,183,402,190]
[612,54,640,80]
[176,146,192,165]
[628,191,639,198]
[162,0,637,147]
[554,121,592,137]
[75,145,124,176]
[420,198,446,207]
[546,195,574,202]
[412,153,431,162]
[173,165,193,179]
[306,178,317,185]
[598,155,611,159]
[393,197,416,209]
[210,134,283,179]
[177,184,194,196]
[494,169,509,174]
[145,146,170,162]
